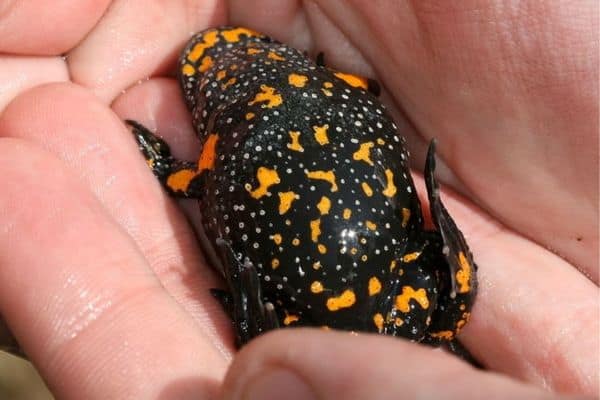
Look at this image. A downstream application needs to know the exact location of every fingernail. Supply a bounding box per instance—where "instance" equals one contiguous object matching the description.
[242,368,317,400]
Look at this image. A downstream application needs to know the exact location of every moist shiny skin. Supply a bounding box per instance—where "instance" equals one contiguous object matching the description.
[129,26,477,348]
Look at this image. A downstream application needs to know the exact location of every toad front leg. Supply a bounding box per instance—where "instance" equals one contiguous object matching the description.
[128,120,280,346]
[127,119,211,198]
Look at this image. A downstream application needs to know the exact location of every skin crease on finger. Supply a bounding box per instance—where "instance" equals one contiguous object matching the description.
[0,0,597,398]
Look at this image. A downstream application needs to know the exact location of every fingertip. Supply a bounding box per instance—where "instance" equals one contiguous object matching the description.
[219,330,318,400]
[219,329,560,400]
[219,329,457,400]
[0,0,110,55]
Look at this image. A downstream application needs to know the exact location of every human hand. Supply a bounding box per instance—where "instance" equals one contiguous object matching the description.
[0,1,597,399]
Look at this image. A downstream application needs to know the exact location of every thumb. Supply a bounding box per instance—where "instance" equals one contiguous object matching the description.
[218,329,571,400]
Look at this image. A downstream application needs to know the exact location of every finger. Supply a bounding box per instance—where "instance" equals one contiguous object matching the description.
[228,0,312,50]
[112,77,199,162]
[67,0,227,102]
[0,56,68,113]
[220,329,584,400]
[112,77,212,257]
[0,82,234,352]
[0,139,227,399]
[0,0,109,54]
[229,0,376,78]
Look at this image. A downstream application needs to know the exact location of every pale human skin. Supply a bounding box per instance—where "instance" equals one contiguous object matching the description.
[0,1,597,399]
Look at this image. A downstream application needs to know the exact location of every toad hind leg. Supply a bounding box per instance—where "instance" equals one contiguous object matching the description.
[126,120,205,198]
[215,238,279,347]
[424,139,477,300]
[423,140,478,354]
[425,139,477,298]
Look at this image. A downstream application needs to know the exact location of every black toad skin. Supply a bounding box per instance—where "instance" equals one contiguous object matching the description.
[129,26,477,349]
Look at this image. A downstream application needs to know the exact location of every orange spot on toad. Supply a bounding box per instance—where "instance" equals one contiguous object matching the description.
[268,51,285,61]
[306,170,338,192]
[311,281,324,294]
[248,167,280,199]
[271,234,282,245]
[283,313,299,325]
[402,252,421,263]
[216,70,227,80]
[366,220,377,231]
[271,258,280,269]
[313,124,330,145]
[222,77,236,89]
[373,313,384,333]
[287,131,304,152]
[362,182,373,197]
[326,289,356,311]
[198,134,219,172]
[187,30,219,62]
[333,71,369,90]
[166,169,196,193]
[395,286,430,313]
[221,27,260,43]
[353,142,375,166]
[382,169,397,197]
[278,191,298,214]
[430,331,454,340]
[456,252,472,293]
[368,277,382,296]
[182,63,195,76]
[248,85,283,108]
[288,73,308,87]
[401,208,411,228]
[198,56,213,72]
[317,196,331,215]
[310,219,321,242]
